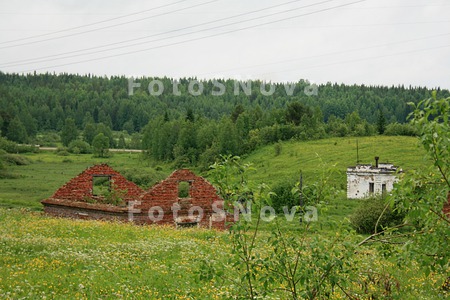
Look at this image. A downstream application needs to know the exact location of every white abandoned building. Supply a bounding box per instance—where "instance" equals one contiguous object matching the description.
[347,157,402,199]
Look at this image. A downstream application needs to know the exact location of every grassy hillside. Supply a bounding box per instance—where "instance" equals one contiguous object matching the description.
[245,135,425,188]
[0,136,425,210]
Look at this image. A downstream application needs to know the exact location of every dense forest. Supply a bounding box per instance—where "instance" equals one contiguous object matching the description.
[1,72,448,167]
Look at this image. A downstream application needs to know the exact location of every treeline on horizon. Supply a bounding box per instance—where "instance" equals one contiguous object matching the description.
[0,72,448,167]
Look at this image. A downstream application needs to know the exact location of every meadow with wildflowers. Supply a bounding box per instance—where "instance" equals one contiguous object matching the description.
[0,208,447,299]
[0,132,448,299]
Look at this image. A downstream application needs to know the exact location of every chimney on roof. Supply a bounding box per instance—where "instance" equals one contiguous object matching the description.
[375,156,379,168]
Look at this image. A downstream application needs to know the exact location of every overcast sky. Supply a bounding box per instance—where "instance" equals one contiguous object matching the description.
[0,0,449,88]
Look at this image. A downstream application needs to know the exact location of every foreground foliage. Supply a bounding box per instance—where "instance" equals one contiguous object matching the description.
[0,208,447,299]
[205,156,447,299]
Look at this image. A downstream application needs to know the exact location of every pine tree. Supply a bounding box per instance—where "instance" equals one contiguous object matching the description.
[186,108,195,122]
[377,109,386,134]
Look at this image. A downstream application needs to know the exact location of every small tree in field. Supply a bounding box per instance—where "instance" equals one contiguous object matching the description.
[92,133,110,157]
[376,109,386,134]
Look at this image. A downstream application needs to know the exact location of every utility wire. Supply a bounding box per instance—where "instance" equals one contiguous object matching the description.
[0,0,307,66]
[261,44,450,77]
[0,0,191,45]
[197,32,450,76]
[0,0,220,49]
[18,0,370,73]
[4,0,340,68]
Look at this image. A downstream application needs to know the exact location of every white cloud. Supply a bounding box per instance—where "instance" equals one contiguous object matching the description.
[0,0,448,88]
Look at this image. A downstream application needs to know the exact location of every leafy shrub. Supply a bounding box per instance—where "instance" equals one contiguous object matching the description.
[36,131,60,147]
[16,145,39,153]
[270,181,297,213]
[384,122,418,136]
[274,142,282,156]
[350,196,404,234]
[68,139,91,154]
[1,154,32,166]
[0,136,38,153]
[55,147,70,156]
[0,137,18,153]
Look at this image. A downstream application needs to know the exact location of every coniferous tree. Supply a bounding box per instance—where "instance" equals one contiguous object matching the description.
[163,111,170,122]
[285,102,311,126]
[377,109,386,134]
[186,108,195,122]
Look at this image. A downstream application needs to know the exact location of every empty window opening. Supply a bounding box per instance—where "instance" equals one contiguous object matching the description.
[178,181,191,198]
[369,182,374,194]
[93,176,111,197]
[382,184,387,193]
[176,221,198,229]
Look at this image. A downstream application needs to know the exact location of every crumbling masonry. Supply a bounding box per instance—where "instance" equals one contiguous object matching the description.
[41,164,233,230]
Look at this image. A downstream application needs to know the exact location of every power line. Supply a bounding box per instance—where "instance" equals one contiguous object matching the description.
[0,0,308,67]
[260,44,450,77]
[0,0,191,45]
[0,0,221,49]
[18,0,370,73]
[4,0,342,68]
[196,32,450,76]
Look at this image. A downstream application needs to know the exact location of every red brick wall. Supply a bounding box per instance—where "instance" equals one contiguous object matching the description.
[44,164,144,202]
[42,167,234,230]
[138,169,232,229]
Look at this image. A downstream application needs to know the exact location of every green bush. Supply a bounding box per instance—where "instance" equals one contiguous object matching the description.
[36,131,60,147]
[0,136,38,153]
[385,122,418,136]
[270,181,298,214]
[55,147,70,156]
[0,137,18,153]
[1,154,32,166]
[68,139,91,154]
[350,196,404,234]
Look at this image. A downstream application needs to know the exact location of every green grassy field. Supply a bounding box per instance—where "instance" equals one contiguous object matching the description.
[0,151,170,210]
[0,135,425,210]
[0,208,445,299]
[246,135,426,188]
[1,135,445,299]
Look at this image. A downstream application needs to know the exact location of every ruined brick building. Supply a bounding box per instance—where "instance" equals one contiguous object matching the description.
[42,164,232,229]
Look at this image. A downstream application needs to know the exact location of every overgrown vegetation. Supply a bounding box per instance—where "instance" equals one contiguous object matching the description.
[387,94,450,284]
[350,196,403,234]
